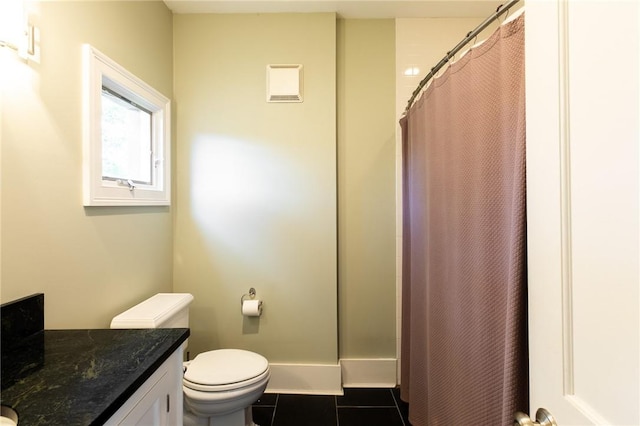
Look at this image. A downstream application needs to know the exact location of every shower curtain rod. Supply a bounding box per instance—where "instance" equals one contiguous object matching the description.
[403,0,521,114]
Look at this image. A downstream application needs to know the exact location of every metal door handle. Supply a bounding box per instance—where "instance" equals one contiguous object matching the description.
[514,408,557,426]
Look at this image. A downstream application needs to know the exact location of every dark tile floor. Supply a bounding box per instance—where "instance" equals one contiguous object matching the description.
[252,387,410,426]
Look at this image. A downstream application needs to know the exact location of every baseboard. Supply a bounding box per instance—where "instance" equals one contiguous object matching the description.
[340,358,397,388]
[265,363,343,395]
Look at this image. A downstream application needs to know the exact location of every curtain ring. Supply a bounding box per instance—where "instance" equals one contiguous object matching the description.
[497,8,510,24]
[433,65,444,80]
[496,2,511,25]
[446,50,458,66]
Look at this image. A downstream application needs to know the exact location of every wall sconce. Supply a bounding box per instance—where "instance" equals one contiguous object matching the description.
[0,0,34,58]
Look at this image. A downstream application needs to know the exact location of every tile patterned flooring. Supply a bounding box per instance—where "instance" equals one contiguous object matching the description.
[251,387,410,426]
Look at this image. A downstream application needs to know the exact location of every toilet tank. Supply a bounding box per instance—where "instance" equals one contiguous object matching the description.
[110,293,194,329]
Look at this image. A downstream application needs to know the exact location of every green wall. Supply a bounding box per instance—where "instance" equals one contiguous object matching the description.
[1,1,174,327]
[337,19,397,359]
[2,4,399,366]
[173,13,339,363]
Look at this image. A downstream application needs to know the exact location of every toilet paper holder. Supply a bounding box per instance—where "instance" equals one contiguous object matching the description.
[240,287,257,307]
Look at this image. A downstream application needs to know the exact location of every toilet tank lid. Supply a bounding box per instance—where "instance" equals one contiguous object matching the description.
[110,293,194,329]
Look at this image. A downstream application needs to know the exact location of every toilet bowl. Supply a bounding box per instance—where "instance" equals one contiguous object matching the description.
[183,349,270,425]
[111,293,270,426]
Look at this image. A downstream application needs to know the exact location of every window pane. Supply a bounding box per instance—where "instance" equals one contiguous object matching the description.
[101,88,152,184]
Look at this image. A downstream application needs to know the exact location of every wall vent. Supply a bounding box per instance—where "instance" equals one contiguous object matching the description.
[267,64,303,103]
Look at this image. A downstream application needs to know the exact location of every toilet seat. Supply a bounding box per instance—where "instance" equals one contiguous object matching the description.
[184,349,269,392]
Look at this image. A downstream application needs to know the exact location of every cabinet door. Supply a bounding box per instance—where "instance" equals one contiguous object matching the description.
[105,346,184,426]
[119,370,171,425]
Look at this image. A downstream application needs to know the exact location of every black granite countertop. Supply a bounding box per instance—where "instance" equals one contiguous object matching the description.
[0,328,189,425]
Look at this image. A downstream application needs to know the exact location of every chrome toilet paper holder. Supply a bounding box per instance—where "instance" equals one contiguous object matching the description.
[240,287,256,307]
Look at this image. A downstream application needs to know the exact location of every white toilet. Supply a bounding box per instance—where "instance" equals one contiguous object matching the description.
[111,293,270,426]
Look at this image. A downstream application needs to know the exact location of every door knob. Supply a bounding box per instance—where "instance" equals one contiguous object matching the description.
[514,408,557,426]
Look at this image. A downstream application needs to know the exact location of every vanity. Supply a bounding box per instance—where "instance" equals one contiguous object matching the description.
[0,294,189,425]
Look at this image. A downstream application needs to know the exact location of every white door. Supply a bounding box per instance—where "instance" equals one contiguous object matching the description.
[524,0,639,425]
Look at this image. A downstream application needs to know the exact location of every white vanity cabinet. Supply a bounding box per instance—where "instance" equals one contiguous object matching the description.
[104,344,185,426]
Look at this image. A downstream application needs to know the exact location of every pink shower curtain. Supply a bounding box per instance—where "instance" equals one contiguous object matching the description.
[399,14,528,426]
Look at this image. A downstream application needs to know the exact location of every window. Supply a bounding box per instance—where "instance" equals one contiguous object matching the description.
[101,87,152,185]
[83,45,170,206]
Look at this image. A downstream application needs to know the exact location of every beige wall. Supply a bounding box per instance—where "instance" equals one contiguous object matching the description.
[337,19,397,358]
[173,13,338,363]
[0,1,174,328]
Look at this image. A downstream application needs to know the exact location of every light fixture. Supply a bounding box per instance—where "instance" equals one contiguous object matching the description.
[404,67,420,76]
[0,0,34,58]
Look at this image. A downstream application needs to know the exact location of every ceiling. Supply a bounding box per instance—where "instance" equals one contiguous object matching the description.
[162,0,506,19]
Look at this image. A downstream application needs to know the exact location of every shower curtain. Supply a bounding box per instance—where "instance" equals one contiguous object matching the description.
[399,14,528,426]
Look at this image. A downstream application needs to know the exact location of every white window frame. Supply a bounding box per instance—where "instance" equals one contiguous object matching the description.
[82,44,170,206]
